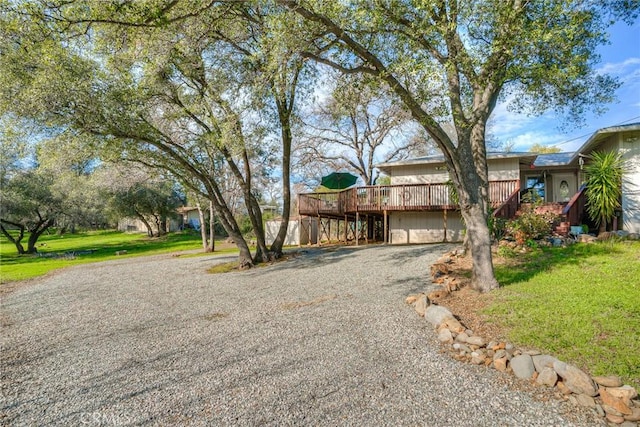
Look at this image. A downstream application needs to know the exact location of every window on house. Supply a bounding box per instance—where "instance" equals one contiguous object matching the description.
[525,176,545,200]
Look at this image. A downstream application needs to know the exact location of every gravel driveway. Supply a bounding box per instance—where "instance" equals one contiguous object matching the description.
[1,244,601,426]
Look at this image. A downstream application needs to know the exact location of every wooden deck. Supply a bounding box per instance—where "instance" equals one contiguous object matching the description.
[298,180,520,218]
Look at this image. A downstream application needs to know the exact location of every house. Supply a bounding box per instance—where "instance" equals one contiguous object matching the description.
[265,217,318,246]
[177,206,202,230]
[297,123,640,244]
[117,216,182,234]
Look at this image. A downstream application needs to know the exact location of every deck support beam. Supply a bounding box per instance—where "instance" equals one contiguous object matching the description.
[384,210,388,244]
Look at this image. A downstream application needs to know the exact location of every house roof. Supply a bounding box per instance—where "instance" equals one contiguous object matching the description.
[376,123,640,173]
[376,151,537,173]
[532,152,574,167]
[568,122,640,164]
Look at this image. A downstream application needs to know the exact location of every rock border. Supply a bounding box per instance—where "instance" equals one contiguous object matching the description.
[405,247,640,427]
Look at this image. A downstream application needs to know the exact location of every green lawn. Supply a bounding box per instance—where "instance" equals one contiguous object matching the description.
[484,240,640,389]
[0,230,232,283]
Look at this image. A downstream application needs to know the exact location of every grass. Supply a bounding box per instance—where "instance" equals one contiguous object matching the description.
[483,240,640,389]
[0,230,236,283]
[206,261,240,274]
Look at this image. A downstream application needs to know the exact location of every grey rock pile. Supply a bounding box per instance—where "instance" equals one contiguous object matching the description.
[407,293,640,427]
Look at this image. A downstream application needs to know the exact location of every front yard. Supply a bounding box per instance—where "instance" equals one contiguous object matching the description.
[445,240,640,390]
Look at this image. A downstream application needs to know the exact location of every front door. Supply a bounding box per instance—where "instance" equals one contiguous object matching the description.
[553,173,576,203]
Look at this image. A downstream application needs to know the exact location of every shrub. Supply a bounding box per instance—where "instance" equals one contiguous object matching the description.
[506,207,559,244]
[489,215,508,242]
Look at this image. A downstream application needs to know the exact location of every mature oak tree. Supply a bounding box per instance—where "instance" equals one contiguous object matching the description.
[278,0,635,291]
[0,1,312,267]
[0,171,60,254]
[298,73,423,185]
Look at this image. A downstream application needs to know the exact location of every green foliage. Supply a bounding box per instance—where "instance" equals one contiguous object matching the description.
[0,230,234,283]
[584,150,624,230]
[107,179,183,237]
[487,210,508,242]
[506,204,560,244]
[528,143,561,154]
[486,241,640,388]
[0,170,61,253]
[496,245,518,258]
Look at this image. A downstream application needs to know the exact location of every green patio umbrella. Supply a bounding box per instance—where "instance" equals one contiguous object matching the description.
[320,172,358,190]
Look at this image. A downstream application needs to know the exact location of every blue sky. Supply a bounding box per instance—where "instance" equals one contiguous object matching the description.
[488,19,640,153]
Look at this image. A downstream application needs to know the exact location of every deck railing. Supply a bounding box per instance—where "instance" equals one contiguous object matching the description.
[298,180,520,217]
[493,184,521,219]
[562,184,587,225]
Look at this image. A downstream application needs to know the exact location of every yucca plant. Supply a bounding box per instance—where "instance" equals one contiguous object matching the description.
[584,151,624,233]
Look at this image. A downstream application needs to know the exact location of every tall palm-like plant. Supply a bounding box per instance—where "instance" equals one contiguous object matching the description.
[584,151,624,233]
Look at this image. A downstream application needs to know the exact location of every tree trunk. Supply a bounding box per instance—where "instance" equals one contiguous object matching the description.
[0,221,26,254]
[208,200,215,252]
[227,227,253,269]
[270,96,294,258]
[136,213,154,237]
[196,202,210,252]
[460,204,498,292]
[26,218,54,254]
[599,215,607,234]
[448,131,499,293]
[245,193,269,262]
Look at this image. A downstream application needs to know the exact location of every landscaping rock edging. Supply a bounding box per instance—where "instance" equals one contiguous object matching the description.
[405,249,640,427]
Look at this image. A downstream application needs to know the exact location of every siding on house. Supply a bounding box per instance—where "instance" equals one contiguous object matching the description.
[620,132,640,233]
[117,217,181,234]
[384,157,519,244]
[487,158,520,181]
[390,164,448,185]
[389,211,464,244]
[265,218,318,246]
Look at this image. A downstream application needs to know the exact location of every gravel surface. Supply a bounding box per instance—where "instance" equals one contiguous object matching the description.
[1,244,603,426]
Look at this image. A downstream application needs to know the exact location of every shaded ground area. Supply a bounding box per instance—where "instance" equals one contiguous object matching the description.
[1,245,602,426]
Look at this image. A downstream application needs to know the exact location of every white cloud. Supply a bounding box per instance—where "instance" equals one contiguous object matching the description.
[505,131,565,152]
[597,57,640,76]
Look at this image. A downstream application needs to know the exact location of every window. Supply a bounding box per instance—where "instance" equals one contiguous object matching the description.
[525,175,545,200]
[559,180,569,201]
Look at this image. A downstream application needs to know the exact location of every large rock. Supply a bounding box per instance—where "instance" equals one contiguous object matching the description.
[470,350,485,365]
[553,361,598,396]
[532,354,559,373]
[606,385,638,402]
[575,394,596,408]
[494,357,508,372]
[579,234,597,243]
[466,335,486,347]
[600,387,633,415]
[535,367,558,387]
[414,294,430,317]
[423,305,453,327]
[442,316,465,334]
[511,354,535,379]
[593,375,623,388]
[625,407,640,422]
[605,413,625,424]
[437,328,453,343]
[455,331,469,343]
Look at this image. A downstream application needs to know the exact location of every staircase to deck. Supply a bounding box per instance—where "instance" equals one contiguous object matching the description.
[508,185,587,236]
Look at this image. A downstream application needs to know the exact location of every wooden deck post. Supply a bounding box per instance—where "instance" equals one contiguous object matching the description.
[383,210,388,244]
[443,208,448,243]
[344,215,348,243]
[355,212,359,246]
[365,214,369,244]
